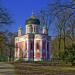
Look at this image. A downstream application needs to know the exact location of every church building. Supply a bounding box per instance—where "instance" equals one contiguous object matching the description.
[15,13,51,61]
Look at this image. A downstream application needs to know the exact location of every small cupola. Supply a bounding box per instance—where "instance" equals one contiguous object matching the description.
[18,26,22,36]
[43,25,48,34]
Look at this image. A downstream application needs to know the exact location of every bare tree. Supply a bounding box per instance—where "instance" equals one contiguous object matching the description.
[0,3,13,61]
[37,0,75,65]
[44,0,75,60]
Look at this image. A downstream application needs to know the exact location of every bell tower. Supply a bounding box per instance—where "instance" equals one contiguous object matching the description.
[25,12,40,34]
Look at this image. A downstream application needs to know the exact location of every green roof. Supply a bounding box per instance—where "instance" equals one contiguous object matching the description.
[25,16,40,25]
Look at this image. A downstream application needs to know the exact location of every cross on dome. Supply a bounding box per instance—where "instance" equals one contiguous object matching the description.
[32,10,35,16]
[25,11,40,25]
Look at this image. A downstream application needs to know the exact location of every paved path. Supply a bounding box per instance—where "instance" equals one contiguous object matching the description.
[0,62,16,75]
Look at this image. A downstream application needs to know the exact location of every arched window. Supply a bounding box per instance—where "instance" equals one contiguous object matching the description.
[16,43,18,51]
[15,43,19,58]
[42,40,46,50]
[36,41,40,49]
[32,25,36,33]
[19,49,23,58]
[25,41,27,50]
[30,41,33,50]
[47,41,50,59]
[34,26,36,32]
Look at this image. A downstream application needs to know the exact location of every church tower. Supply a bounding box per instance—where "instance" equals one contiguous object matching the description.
[26,12,40,34]
[43,26,48,34]
[18,26,22,37]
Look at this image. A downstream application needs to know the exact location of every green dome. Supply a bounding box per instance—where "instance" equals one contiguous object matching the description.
[25,16,40,25]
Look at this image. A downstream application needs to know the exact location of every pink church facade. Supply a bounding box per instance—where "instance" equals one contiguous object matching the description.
[15,14,51,61]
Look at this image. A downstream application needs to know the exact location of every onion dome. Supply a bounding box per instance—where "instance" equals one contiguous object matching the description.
[25,12,40,25]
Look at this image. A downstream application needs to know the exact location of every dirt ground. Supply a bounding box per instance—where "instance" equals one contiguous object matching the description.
[12,62,75,75]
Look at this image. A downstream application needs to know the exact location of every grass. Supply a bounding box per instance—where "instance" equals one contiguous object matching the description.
[11,62,75,75]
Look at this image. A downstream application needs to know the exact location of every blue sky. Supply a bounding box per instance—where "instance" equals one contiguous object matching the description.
[1,0,50,32]
[1,0,70,36]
